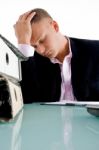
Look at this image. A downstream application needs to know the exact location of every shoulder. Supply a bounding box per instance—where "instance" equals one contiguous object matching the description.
[69,37,99,57]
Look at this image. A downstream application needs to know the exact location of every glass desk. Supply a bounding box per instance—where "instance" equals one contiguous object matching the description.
[0,103,99,150]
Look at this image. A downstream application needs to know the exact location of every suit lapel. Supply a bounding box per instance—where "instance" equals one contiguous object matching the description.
[70,38,93,100]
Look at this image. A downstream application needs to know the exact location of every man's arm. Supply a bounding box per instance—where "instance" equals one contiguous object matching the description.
[14,11,36,44]
[18,44,34,57]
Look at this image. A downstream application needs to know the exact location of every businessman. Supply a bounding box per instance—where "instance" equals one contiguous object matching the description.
[14,8,99,103]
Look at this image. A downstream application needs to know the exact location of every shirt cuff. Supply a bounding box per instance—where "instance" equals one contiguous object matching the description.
[18,44,34,57]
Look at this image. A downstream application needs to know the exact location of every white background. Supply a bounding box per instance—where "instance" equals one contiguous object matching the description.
[0,0,99,47]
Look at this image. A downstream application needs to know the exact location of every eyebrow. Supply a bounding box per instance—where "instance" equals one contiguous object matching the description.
[31,36,41,47]
[32,33,45,47]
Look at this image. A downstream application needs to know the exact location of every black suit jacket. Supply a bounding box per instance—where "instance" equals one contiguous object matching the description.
[20,37,99,103]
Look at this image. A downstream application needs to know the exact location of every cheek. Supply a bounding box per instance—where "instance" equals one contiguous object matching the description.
[46,37,56,49]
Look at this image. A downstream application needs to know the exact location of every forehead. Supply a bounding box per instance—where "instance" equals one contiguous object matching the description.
[32,18,52,34]
[31,18,52,41]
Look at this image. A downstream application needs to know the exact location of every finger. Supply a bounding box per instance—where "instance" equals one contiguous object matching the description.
[18,10,33,21]
[26,11,36,22]
[19,14,24,20]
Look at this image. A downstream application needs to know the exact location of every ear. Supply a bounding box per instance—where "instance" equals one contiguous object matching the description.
[51,20,59,32]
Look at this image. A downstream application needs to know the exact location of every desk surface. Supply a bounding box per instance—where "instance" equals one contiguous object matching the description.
[0,103,99,150]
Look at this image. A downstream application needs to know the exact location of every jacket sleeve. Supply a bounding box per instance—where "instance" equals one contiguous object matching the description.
[20,54,61,103]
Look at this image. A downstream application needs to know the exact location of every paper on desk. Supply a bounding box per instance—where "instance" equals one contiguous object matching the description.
[43,101,99,106]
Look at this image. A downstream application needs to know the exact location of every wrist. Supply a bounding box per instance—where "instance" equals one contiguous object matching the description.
[17,38,30,45]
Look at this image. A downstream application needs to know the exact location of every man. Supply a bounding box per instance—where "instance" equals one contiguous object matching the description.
[14,8,99,103]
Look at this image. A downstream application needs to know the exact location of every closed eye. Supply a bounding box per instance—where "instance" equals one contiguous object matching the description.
[32,45,37,49]
[39,39,44,44]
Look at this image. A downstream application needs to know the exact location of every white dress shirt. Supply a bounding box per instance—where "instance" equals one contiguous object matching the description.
[50,39,75,101]
[18,44,34,57]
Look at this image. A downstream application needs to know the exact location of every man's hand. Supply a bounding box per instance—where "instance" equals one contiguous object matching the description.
[14,11,36,44]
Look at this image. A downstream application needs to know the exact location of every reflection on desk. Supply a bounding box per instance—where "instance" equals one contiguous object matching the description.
[0,103,99,150]
[0,110,23,150]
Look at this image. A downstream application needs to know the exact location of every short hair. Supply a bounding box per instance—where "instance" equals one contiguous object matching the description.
[30,8,53,24]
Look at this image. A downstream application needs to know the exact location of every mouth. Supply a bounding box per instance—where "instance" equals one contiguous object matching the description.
[42,50,53,58]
